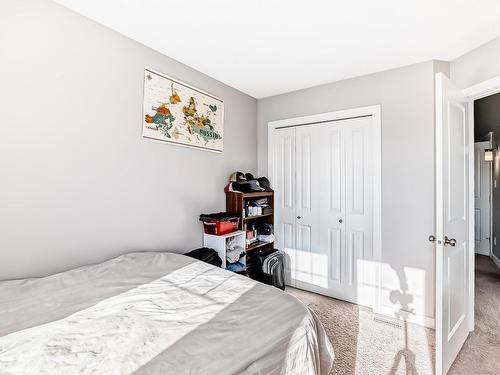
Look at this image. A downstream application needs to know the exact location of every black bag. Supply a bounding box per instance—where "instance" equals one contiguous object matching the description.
[199,212,239,222]
[184,247,222,268]
[250,249,285,290]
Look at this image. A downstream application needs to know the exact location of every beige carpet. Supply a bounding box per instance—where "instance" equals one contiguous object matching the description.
[287,287,435,374]
[449,255,500,375]
[287,255,500,375]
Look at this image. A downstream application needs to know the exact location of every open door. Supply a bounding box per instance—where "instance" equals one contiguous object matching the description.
[474,141,492,256]
[434,72,471,374]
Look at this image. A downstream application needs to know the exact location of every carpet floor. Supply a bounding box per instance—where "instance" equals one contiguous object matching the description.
[449,255,500,375]
[287,254,500,375]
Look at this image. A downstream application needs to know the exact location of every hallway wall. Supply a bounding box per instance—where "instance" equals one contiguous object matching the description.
[451,36,500,89]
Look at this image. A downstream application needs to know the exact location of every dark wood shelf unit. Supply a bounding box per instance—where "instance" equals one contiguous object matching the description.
[226,190,274,276]
[243,212,274,221]
[226,191,274,230]
[240,191,274,198]
[246,240,271,251]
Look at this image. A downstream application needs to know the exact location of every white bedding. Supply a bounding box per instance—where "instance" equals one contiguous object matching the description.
[0,252,334,374]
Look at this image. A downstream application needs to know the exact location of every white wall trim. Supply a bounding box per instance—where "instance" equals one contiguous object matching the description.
[467,96,476,334]
[492,253,500,270]
[463,76,500,99]
[435,74,446,362]
[473,140,493,258]
[464,74,500,332]
[268,104,383,316]
[375,305,435,329]
[267,105,382,130]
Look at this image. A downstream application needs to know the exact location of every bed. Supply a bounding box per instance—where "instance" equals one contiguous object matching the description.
[0,252,334,374]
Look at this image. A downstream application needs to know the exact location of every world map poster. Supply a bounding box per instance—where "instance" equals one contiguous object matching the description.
[142,69,224,152]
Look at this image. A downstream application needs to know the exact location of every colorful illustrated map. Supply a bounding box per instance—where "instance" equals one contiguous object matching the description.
[143,69,224,151]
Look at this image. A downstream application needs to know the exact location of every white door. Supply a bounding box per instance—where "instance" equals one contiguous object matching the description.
[314,117,374,305]
[273,127,296,285]
[342,118,374,305]
[274,116,374,306]
[317,122,346,294]
[435,72,471,375]
[274,125,322,287]
[474,141,491,256]
[294,125,321,285]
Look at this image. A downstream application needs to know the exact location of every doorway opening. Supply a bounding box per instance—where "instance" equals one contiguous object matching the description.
[473,93,500,267]
[471,94,500,352]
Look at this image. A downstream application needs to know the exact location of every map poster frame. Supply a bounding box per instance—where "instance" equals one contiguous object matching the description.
[142,68,224,152]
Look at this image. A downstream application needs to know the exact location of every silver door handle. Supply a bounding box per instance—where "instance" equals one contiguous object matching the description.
[428,235,436,242]
[444,236,456,247]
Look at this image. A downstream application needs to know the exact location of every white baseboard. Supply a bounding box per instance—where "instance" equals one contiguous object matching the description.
[491,253,500,270]
[290,280,435,329]
[373,305,435,329]
[291,280,376,309]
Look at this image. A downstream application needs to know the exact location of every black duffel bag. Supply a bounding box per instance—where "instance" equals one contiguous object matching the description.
[184,247,222,268]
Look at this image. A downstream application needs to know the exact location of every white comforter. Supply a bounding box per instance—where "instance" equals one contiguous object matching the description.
[0,252,334,374]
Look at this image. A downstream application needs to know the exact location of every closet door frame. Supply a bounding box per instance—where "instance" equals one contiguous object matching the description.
[268,105,382,310]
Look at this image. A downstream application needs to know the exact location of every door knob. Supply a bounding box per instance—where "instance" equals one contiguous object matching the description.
[444,236,456,247]
[297,216,301,219]
[428,235,436,242]
[339,219,343,223]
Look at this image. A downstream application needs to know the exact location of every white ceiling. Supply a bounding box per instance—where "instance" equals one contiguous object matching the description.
[54,0,500,98]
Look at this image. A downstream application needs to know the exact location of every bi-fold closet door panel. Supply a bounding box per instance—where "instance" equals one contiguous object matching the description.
[318,122,346,293]
[273,127,297,285]
[317,117,373,301]
[273,125,321,286]
[274,116,373,304]
[294,125,321,285]
[340,117,374,303]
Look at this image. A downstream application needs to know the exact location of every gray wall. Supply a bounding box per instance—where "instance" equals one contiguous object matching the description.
[0,0,257,280]
[258,62,437,321]
[451,36,500,89]
[474,94,500,259]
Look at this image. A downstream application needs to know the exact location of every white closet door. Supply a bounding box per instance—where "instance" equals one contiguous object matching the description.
[273,127,296,285]
[318,123,346,293]
[295,125,321,285]
[274,116,374,305]
[343,117,374,306]
[314,117,374,304]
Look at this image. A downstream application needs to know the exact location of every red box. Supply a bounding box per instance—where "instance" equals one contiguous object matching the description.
[202,219,239,235]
